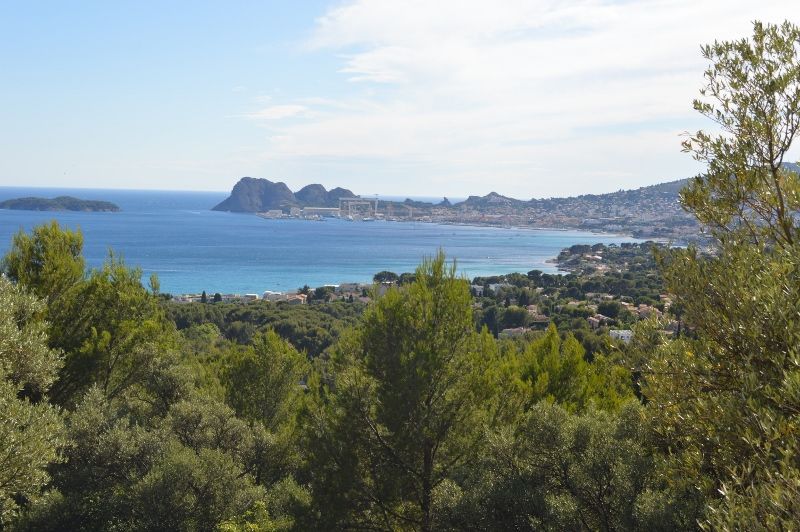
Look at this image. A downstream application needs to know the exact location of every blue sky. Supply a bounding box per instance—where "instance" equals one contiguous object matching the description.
[1,1,797,198]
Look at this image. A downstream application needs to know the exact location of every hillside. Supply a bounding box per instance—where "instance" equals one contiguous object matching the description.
[444,178,699,240]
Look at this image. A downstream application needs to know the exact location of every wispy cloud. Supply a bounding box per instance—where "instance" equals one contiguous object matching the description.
[246,104,308,120]
[251,0,797,197]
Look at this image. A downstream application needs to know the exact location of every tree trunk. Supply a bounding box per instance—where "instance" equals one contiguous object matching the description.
[421,443,433,532]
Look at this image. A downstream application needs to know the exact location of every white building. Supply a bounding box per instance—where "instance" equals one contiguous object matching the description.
[609,329,634,343]
[262,291,288,302]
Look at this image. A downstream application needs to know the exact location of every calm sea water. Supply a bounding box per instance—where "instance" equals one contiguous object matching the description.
[0,187,640,294]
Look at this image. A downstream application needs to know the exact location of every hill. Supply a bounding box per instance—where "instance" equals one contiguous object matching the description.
[0,196,120,212]
[213,177,356,212]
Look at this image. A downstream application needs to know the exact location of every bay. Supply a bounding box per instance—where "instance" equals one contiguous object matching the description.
[0,187,640,295]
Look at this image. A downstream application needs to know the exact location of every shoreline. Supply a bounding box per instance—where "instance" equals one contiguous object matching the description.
[249,211,640,240]
[156,213,657,296]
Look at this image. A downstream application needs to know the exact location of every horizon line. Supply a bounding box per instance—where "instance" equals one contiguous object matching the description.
[0,176,690,202]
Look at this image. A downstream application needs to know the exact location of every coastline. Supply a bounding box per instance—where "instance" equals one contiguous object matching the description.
[163,213,645,297]
[0,187,648,296]
[251,211,639,240]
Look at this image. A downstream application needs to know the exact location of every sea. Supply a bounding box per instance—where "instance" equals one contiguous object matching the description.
[0,187,641,295]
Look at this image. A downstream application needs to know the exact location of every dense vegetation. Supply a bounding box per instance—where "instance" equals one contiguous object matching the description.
[167,299,364,358]
[1,21,799,531]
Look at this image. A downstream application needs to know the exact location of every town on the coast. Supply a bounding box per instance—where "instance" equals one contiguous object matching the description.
[212,174,713,242]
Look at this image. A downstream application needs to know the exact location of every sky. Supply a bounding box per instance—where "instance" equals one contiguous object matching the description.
[1,1,797,199]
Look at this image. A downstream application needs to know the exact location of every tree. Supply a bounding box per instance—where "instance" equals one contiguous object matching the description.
[0,278,65,525]
[501,305,528,329]
[47,254,177,404]
[305,252,504,531]
[225,330,308,431]
[2,221,85,304]
[4,224,178,406]
[224,331,310,489]
[313,285,334,302]
[598,300,621,319]
[372,270,399,284]
[148,273,160,295]
[518,290,530,307]
[644,20,800,528]
[681,20,800,247]
[513,324,633,413]
[213,292,222,303]
[201,290,208,304]
[26,388,272,531]
[439,401,691,531]
[398,272,416,285]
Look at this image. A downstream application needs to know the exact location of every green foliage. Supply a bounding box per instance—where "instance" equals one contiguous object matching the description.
[372,270,399,284]
[148,273,160,295]
[501,304,528,328]
[3,223,180,407]
[398,272,416,285]
[225,330,309,431]
[48,253,178,405]
[598,300,621,318]
[129,442,264,531]
[646,239,800,528]
[439,401,688,531]
[642,20,800,528]
[681,20,800,246]
[512,324,634,412]
[23,386,286,531]
[0,279,65,525]
[311,285,334,302]
[167,299,363,358]
[305,252,505,531]
[3,221,84,303]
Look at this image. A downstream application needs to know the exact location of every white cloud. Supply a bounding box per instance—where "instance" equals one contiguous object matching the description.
[246,104,308,120]
[253,0,798,197]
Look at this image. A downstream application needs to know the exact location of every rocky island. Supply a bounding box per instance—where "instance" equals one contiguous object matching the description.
[212,177,356,212]
[0,196,120,212]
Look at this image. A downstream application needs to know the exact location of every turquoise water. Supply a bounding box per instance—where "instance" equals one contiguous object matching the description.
[0,187,640,294]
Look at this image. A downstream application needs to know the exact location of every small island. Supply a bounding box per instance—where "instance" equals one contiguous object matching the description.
[0,196,120,212]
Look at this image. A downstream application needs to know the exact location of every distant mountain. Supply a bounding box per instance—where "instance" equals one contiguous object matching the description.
[212,177,357,212]
[453,179,690,210]
[458,191,526,209]
[532,178,691,206]
[0,196,120,212]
